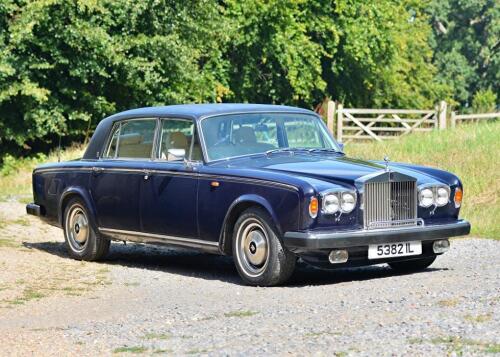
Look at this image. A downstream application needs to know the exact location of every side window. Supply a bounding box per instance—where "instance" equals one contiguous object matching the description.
[158,119,194,161]
[103,119,157,159]
[103,124,120,158]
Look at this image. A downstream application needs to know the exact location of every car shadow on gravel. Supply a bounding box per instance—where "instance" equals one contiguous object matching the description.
[23,241,445,287]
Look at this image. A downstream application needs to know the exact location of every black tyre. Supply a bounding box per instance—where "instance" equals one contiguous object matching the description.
[63,197,110,261]
[388,256,436,272]
[232,207,296,286]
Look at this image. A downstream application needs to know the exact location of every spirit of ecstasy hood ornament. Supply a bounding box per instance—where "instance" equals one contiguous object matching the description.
[384,156,390,172]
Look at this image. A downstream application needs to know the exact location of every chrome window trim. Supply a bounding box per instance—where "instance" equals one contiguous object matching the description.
[103,122,121,158]
[154,117,198,162]
[197,111,340,163]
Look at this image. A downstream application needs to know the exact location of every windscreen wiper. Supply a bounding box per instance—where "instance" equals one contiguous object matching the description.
[307,148,343,154]
[265,148,308,156]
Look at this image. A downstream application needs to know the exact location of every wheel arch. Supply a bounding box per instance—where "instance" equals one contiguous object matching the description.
[219,194,282,256]
[59,187,98,228]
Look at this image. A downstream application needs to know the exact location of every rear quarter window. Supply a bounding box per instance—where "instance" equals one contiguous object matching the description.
[103,119,157,159]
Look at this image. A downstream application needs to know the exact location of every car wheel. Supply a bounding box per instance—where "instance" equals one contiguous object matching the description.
[232,207,296,286]
[388,256,436,272]
[63,197,110,261]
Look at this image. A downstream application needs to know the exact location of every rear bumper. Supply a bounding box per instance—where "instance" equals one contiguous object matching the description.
[26,203,42,217]
[284,220,470,251]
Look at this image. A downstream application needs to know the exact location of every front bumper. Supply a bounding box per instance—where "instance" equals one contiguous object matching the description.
[284,220,470,251]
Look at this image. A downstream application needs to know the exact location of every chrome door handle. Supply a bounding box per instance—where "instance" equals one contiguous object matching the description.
[92,167,103,175]
[143,170,151,180]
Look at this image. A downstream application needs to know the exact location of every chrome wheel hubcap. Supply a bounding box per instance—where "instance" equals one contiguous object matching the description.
[66,205,89,251]
[244,229,267,266]
[236,219,269,277]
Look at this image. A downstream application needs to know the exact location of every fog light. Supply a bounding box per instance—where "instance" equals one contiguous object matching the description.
[433,239,450,254]
[328,249,348,264]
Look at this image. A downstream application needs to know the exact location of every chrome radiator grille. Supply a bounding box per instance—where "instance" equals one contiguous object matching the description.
[363,181,417,229]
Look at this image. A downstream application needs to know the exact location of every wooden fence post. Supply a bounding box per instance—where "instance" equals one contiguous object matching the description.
[438,100,447,130]
[326,100,335,135]
[451,111,456,128]
[336,103,343,142]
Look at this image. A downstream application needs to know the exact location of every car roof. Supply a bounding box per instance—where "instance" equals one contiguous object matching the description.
[83,104,317,160]
[104,103,315,122]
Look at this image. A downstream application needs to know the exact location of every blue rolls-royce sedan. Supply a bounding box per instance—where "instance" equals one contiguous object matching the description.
[27,104,470,286]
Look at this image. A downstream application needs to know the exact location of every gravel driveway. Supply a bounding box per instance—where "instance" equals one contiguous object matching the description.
[0,201,499,356]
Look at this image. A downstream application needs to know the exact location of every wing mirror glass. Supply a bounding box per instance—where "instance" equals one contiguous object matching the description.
[167,148,186,160]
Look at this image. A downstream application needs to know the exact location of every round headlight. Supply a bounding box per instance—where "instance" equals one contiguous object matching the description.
[419,188,434,207]
[341,192,356,213]
[323,194,340,214]
[436,187,450,206]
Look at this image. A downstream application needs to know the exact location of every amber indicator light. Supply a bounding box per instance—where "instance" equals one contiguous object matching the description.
[210,181,220,187]
[454,188,463,207]
[309,197,319,218]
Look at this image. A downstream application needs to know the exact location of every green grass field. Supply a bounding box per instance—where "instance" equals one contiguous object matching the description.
[0,121,498,238]
[0,145,85,203]
[346,121,499,239]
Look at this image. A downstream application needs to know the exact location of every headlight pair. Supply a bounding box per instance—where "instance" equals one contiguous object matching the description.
[321,190,357,215]
[418,185,450,208]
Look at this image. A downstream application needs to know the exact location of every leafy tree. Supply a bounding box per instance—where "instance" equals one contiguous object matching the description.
[472,87,497,112]
[324,0,448,108]
[0,0,228,155]
[224,0,446,108]
[428,0,499,109]
[223,0,326,105]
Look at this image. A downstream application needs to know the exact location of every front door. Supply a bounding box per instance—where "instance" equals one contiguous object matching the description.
[140,118,200,238]
[91,118,157,232]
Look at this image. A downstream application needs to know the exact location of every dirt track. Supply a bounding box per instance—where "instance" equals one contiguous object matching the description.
[0,200,499,356]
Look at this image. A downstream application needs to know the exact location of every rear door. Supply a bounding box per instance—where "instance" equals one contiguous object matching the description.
[91,118,157,232]
[140,118,200,238]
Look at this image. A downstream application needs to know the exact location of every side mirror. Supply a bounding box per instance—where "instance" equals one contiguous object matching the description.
[338,143,345,152]
[167,148,186,160]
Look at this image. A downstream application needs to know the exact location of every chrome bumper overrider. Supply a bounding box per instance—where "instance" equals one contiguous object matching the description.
[284,220,471,251]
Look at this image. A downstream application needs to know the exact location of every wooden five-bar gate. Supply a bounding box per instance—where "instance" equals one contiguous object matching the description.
[320,100,498,143]
[323,101,447,143]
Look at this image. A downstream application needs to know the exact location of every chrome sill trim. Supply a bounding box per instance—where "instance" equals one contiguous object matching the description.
[98,228,220,253]
[34,167,93,174]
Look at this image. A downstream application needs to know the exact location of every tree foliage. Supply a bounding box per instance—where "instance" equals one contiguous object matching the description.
[0,0,228,154]
[0,0,497,157]
[428,0,499,108]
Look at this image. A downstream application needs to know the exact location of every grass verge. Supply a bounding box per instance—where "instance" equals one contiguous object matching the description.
[0,144,84,201]
[346,121,499,239]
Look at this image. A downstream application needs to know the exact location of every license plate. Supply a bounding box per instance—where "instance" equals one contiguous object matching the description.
[368,241,422,259]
